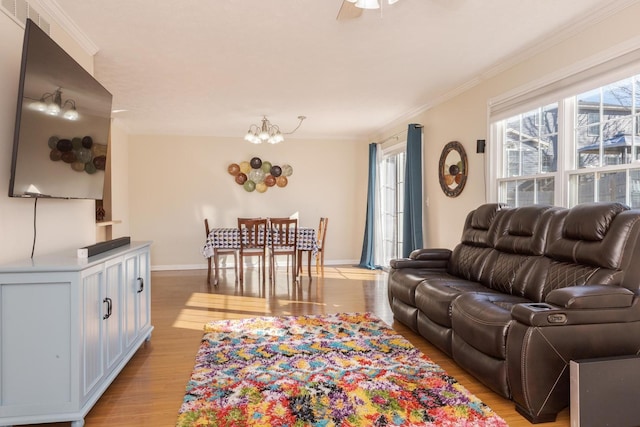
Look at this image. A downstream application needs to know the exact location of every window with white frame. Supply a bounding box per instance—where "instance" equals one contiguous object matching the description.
[497,104,558,206]
[492,70,640,208]
[569,76,640,207]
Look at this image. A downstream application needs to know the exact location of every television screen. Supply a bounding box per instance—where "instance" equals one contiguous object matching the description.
[9,19,113,200]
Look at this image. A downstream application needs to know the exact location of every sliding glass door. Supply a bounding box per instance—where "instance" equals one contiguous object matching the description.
[379,150,405,266]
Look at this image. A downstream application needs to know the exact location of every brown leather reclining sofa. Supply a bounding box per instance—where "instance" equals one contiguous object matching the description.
[387,202,640,423]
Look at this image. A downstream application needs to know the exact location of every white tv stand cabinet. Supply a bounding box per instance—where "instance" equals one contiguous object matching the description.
[0,241,153,427]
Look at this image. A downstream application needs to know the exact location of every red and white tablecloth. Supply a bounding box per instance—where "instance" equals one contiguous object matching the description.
[202,227,318,258]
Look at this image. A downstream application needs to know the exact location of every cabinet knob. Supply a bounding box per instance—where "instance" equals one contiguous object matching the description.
[137,277,144,293]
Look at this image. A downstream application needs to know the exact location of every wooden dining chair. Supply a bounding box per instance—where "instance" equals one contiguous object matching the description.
[204,219,237,285]
[298,217,328,279]
[268,218,298,284]
[237,217,268,285]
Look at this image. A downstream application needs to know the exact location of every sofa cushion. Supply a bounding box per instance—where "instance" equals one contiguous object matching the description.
[521,256,623,302]
[494,205,561,256]
[461,204,509,247]
[387,269,426,306]
[447,246,493,282]
[563,202,627,241]
[480,252,541,296]
[415,277,496,327]
[470,203,505,231]
[547,203,639,270]
[451,292,530,359]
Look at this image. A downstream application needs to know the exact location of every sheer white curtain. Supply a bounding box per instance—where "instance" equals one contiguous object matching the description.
[373,144,385,267]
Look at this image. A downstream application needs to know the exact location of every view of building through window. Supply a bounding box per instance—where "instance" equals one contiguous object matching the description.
[495,74,640,208]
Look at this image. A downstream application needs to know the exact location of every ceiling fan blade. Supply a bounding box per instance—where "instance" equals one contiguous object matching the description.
[336,0,363,20]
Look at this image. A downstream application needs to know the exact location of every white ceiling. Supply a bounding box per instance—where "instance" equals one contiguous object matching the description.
[41,0,636,141]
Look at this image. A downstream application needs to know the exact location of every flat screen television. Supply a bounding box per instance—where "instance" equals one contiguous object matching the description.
[9,18,113,200]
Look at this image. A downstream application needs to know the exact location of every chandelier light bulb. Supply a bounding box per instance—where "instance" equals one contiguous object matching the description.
[242,115,305,144]
[46,103,61,115]
[35,88,79,119]
[46,89,63,115]
[31,98,47,112]
[62,99,79,120]
[63,108,79,120]
[355,0,380,9]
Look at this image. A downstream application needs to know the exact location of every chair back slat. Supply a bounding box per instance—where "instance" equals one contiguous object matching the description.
[237,218,268,251]
[269,218,298,250]
[318,217,328,250]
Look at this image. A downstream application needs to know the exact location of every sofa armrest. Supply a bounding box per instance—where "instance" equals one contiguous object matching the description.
[390,248,451,269]
[546,285,634,309]
[409,248,452,260]
[511,286,640,327]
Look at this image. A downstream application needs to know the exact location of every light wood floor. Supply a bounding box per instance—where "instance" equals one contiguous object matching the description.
[31,265,570,427]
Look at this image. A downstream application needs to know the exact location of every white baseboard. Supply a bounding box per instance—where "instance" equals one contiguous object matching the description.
[151,259,359,272]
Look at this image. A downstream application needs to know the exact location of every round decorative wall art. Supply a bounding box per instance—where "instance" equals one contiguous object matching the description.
[228,157,293,193]
[438,141,468,197]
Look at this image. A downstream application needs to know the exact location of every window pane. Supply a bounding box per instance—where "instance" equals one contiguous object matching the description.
[540,134,558,172]
[577,124,601,168]
[506,149,521,177]
[540,104,558,173]
[502,105,558,178]
[630,169,640,208]
[516,179,535,206]
[536,177,555,205]
[602,78,632,119]
[541,104,558,136]
[522,110,539,138]
[501,181,517,207]
[572,173,595,204]
[598,171,626,203]
[601,118,633,166]
[577,88,601,127]
[521,139,539,175]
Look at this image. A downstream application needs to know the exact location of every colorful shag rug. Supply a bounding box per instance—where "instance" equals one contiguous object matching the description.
[177,312,508,427]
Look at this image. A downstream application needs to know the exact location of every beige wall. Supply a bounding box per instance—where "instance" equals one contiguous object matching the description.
[110,119,131,238]
[0,11,99,263]
[376,1,640,251]
[127,134,369,269]
[2,2,640,266]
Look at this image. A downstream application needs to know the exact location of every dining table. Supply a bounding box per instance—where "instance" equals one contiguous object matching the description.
[202,227,319,278]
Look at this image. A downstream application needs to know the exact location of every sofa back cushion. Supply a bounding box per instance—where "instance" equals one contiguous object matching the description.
[448,203,508,281]
[480,206,562,294]
[523,202,640,301]
[547,203,634,269]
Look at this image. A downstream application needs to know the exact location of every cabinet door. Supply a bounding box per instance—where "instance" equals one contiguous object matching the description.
[104,258,124,372]
[123,247,152,349]
[123,253,139,348]
[81,264,105,397]
[136,248,151,333]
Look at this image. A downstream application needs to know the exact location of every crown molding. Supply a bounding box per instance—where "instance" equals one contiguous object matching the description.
[36,0,99,56]
[373,0,640,141]
[479,0,640,81]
